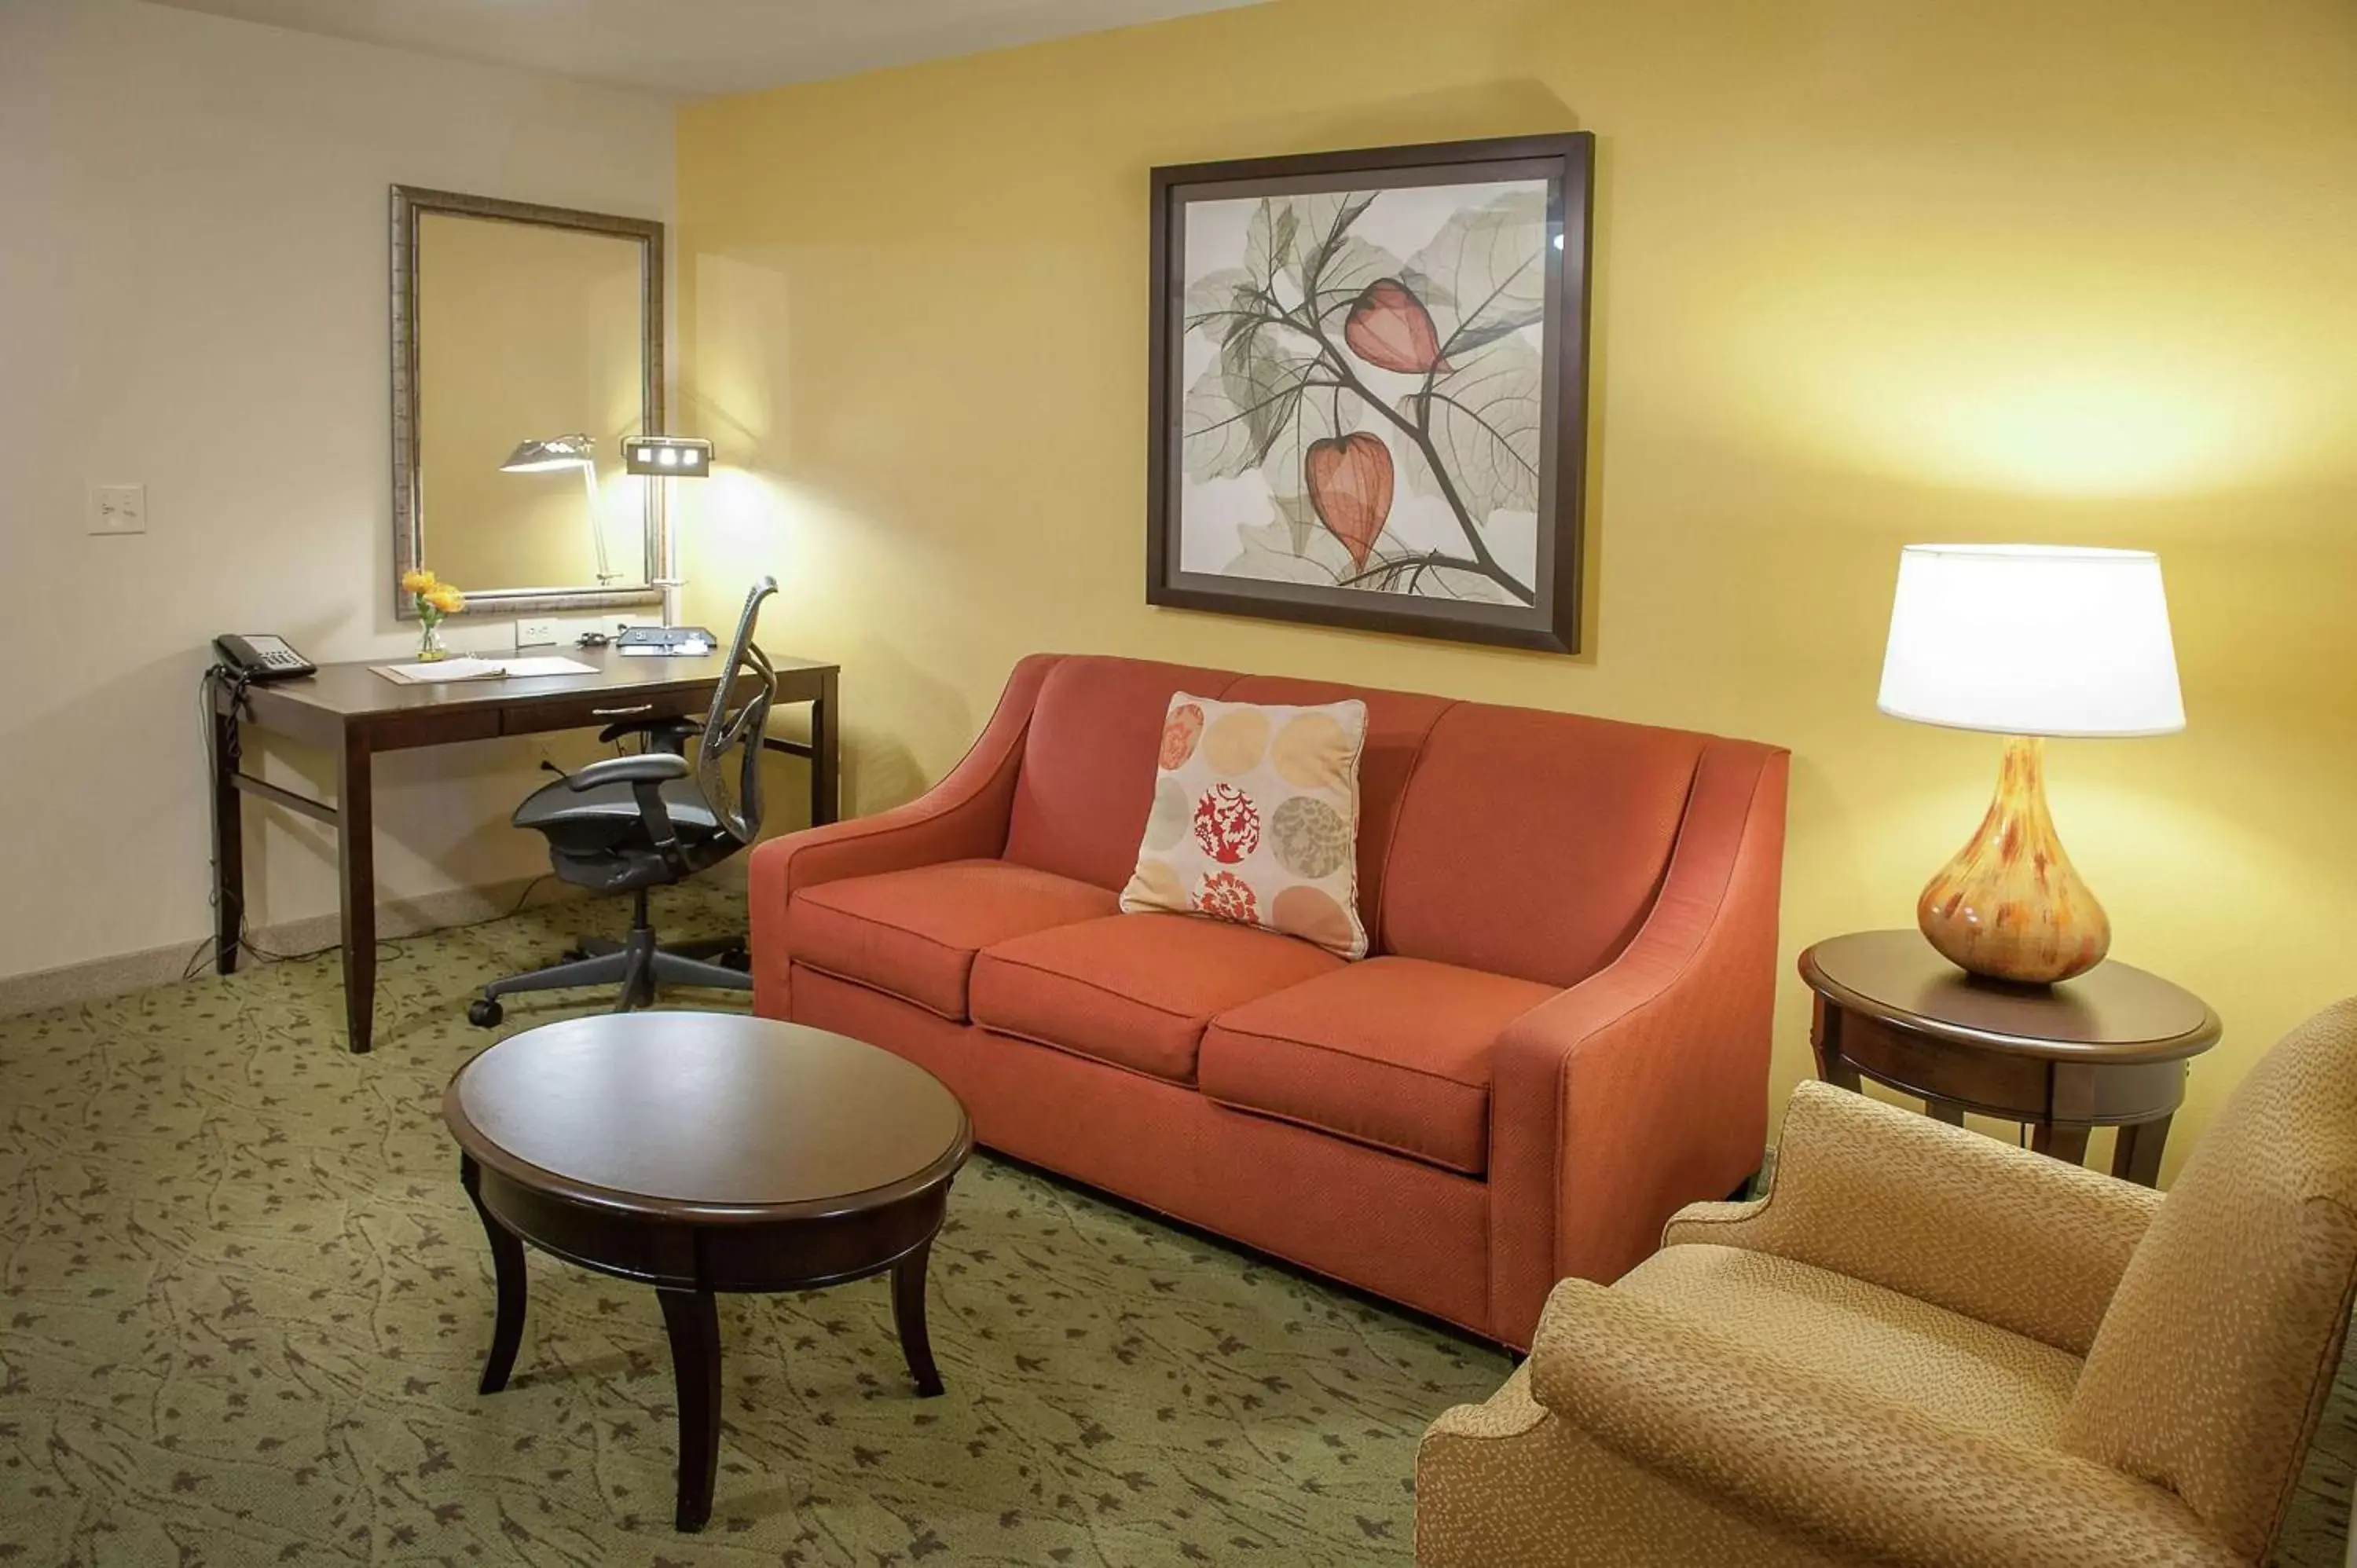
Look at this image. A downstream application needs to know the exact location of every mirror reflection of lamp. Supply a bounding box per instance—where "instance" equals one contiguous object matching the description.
[625,436,715,622]
[499,433,617,585]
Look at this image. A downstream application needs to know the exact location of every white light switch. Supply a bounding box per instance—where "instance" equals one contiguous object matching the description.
[86,483,146,536]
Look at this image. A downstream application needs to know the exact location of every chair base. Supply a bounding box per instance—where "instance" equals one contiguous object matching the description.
[469,890,750,1026]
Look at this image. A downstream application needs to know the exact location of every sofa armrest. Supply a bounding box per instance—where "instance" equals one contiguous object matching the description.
[1528,1280,2238,1568]
[747,654,1060,1016]
[1486,742,1788,1348]
[1665,1079,2161,1355]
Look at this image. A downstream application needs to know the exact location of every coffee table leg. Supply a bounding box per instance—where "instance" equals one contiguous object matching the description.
[658,1288,721,1533]
[460,1156,527,1395]
[893,1238,945,1398]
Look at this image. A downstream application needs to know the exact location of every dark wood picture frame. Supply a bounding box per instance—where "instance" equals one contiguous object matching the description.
[1146,134,1595,654]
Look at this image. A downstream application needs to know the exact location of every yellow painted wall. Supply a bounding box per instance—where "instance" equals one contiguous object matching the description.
[676,0,2357,1178]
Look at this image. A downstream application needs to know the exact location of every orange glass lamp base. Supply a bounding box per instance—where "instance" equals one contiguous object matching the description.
[1918,735,2110,985]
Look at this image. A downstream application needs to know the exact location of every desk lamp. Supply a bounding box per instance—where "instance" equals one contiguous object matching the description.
[1877,544,2184,984]
[625,437,715,627]
[500,434,618,585]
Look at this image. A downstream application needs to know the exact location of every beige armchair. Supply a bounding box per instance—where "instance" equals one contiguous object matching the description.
[1417,997,2357,1568]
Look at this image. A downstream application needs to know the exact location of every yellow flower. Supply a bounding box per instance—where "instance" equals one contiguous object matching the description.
[424,585,466,614]
[399,569,438,594]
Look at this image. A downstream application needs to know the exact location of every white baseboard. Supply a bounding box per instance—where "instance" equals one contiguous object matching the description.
[0,874,592,1019]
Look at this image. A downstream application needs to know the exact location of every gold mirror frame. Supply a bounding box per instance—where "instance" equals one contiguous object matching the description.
[389,185,666,620]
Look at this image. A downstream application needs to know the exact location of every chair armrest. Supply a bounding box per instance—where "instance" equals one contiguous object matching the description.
[1528,1280,2239,1568]
[1666,1080,2161,1355]
[563,753,691,790]
[746,654,1061,1016]
[1486,742,1789,1348]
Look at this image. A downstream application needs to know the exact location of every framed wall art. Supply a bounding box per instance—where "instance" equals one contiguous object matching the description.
[1146,133,1595,653]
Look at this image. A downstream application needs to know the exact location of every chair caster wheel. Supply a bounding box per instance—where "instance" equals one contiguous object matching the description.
[559,947,588,963]
[467,997,504,1028]
[720,946,750,972]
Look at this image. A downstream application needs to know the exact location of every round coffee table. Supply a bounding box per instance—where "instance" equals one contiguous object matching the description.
[442,1012,973,1532]
[1799,930,2220,1185]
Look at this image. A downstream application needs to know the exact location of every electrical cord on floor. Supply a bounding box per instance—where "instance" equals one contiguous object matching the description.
[185,662,570,986]
[186,661,423,980]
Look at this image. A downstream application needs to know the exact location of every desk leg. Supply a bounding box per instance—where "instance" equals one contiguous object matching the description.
[809,666,839,826]
[335,730,376,1054]
[210,705,244,976]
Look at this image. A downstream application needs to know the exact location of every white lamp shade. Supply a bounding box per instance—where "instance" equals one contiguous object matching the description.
[1877,544,2185,737]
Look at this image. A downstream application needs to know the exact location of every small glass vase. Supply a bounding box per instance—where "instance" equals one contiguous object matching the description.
[417,618,447,661]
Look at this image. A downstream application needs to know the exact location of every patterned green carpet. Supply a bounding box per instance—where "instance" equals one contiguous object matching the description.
[0,885,1508,1566]
[0,883,2348,1566]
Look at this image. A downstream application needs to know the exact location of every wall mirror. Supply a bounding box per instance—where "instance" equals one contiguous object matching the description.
[390,185,665,618]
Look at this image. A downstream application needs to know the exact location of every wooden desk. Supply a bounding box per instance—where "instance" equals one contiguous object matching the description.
[210,647,838,1053]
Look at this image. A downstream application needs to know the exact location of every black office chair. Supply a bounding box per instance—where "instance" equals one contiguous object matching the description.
[467,577,779,1027]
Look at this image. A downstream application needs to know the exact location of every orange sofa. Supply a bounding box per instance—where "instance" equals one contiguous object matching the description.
[748,654,1789,1348]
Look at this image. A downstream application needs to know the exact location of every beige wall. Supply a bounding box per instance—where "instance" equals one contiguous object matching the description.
[0,0,674,981]
[415,212,650,593]
[676,0,2357,1177]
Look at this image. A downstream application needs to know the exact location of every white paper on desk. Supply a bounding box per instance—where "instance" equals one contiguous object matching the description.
[494,656,599,677]
[618,641,712,657]
[375,654,597,683]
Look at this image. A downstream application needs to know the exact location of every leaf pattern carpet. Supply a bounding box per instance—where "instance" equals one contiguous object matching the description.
[0,885,1508,1566]
[0,881,2349,1566]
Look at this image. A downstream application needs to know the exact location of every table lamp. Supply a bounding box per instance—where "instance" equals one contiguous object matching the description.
[501,433,618,585]
[1877,544,2184,985]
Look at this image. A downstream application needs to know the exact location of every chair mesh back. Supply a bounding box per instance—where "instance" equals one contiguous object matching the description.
[694,577,778,845]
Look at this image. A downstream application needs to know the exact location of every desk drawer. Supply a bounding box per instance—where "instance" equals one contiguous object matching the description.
[502,687,706,737]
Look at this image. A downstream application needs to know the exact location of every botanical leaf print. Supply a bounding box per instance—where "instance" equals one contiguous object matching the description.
[1304,433,1395,569]
[1243,197,1299,288]
[1177,178,1549,608]
[1397,333,1543,523]
[1400,188,1549,358]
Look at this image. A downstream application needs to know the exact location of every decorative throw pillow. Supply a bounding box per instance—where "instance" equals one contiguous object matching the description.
[1119,692,1370,959]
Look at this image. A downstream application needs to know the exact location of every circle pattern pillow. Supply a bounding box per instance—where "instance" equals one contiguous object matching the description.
[1117,693,1370,959]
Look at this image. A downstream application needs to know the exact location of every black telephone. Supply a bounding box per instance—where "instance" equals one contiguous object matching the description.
[213,633,317,682]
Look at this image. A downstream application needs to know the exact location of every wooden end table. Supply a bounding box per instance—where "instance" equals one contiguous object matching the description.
[443,1013,973,1532]
[1798,931,2220,1185]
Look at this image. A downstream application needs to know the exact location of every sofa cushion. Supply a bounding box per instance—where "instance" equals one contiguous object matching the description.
[971,913,1342,1083]
[787,859,1117,1020]
[1199,957,1556,1175]
[1003,655,1243,891]
[1381,702,1708,987]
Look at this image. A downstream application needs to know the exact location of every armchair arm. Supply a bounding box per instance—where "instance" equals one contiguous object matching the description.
[1529,1280,2238,1568]
[557,752,695,871]
[1666,1080,2161,1355]
[1487,742,1788,1348]
[563,753,691,790]
[746,654,1061,1017]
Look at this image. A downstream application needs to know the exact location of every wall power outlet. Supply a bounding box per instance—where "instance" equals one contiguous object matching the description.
[515,618,560,647]
[86,482,145,536]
